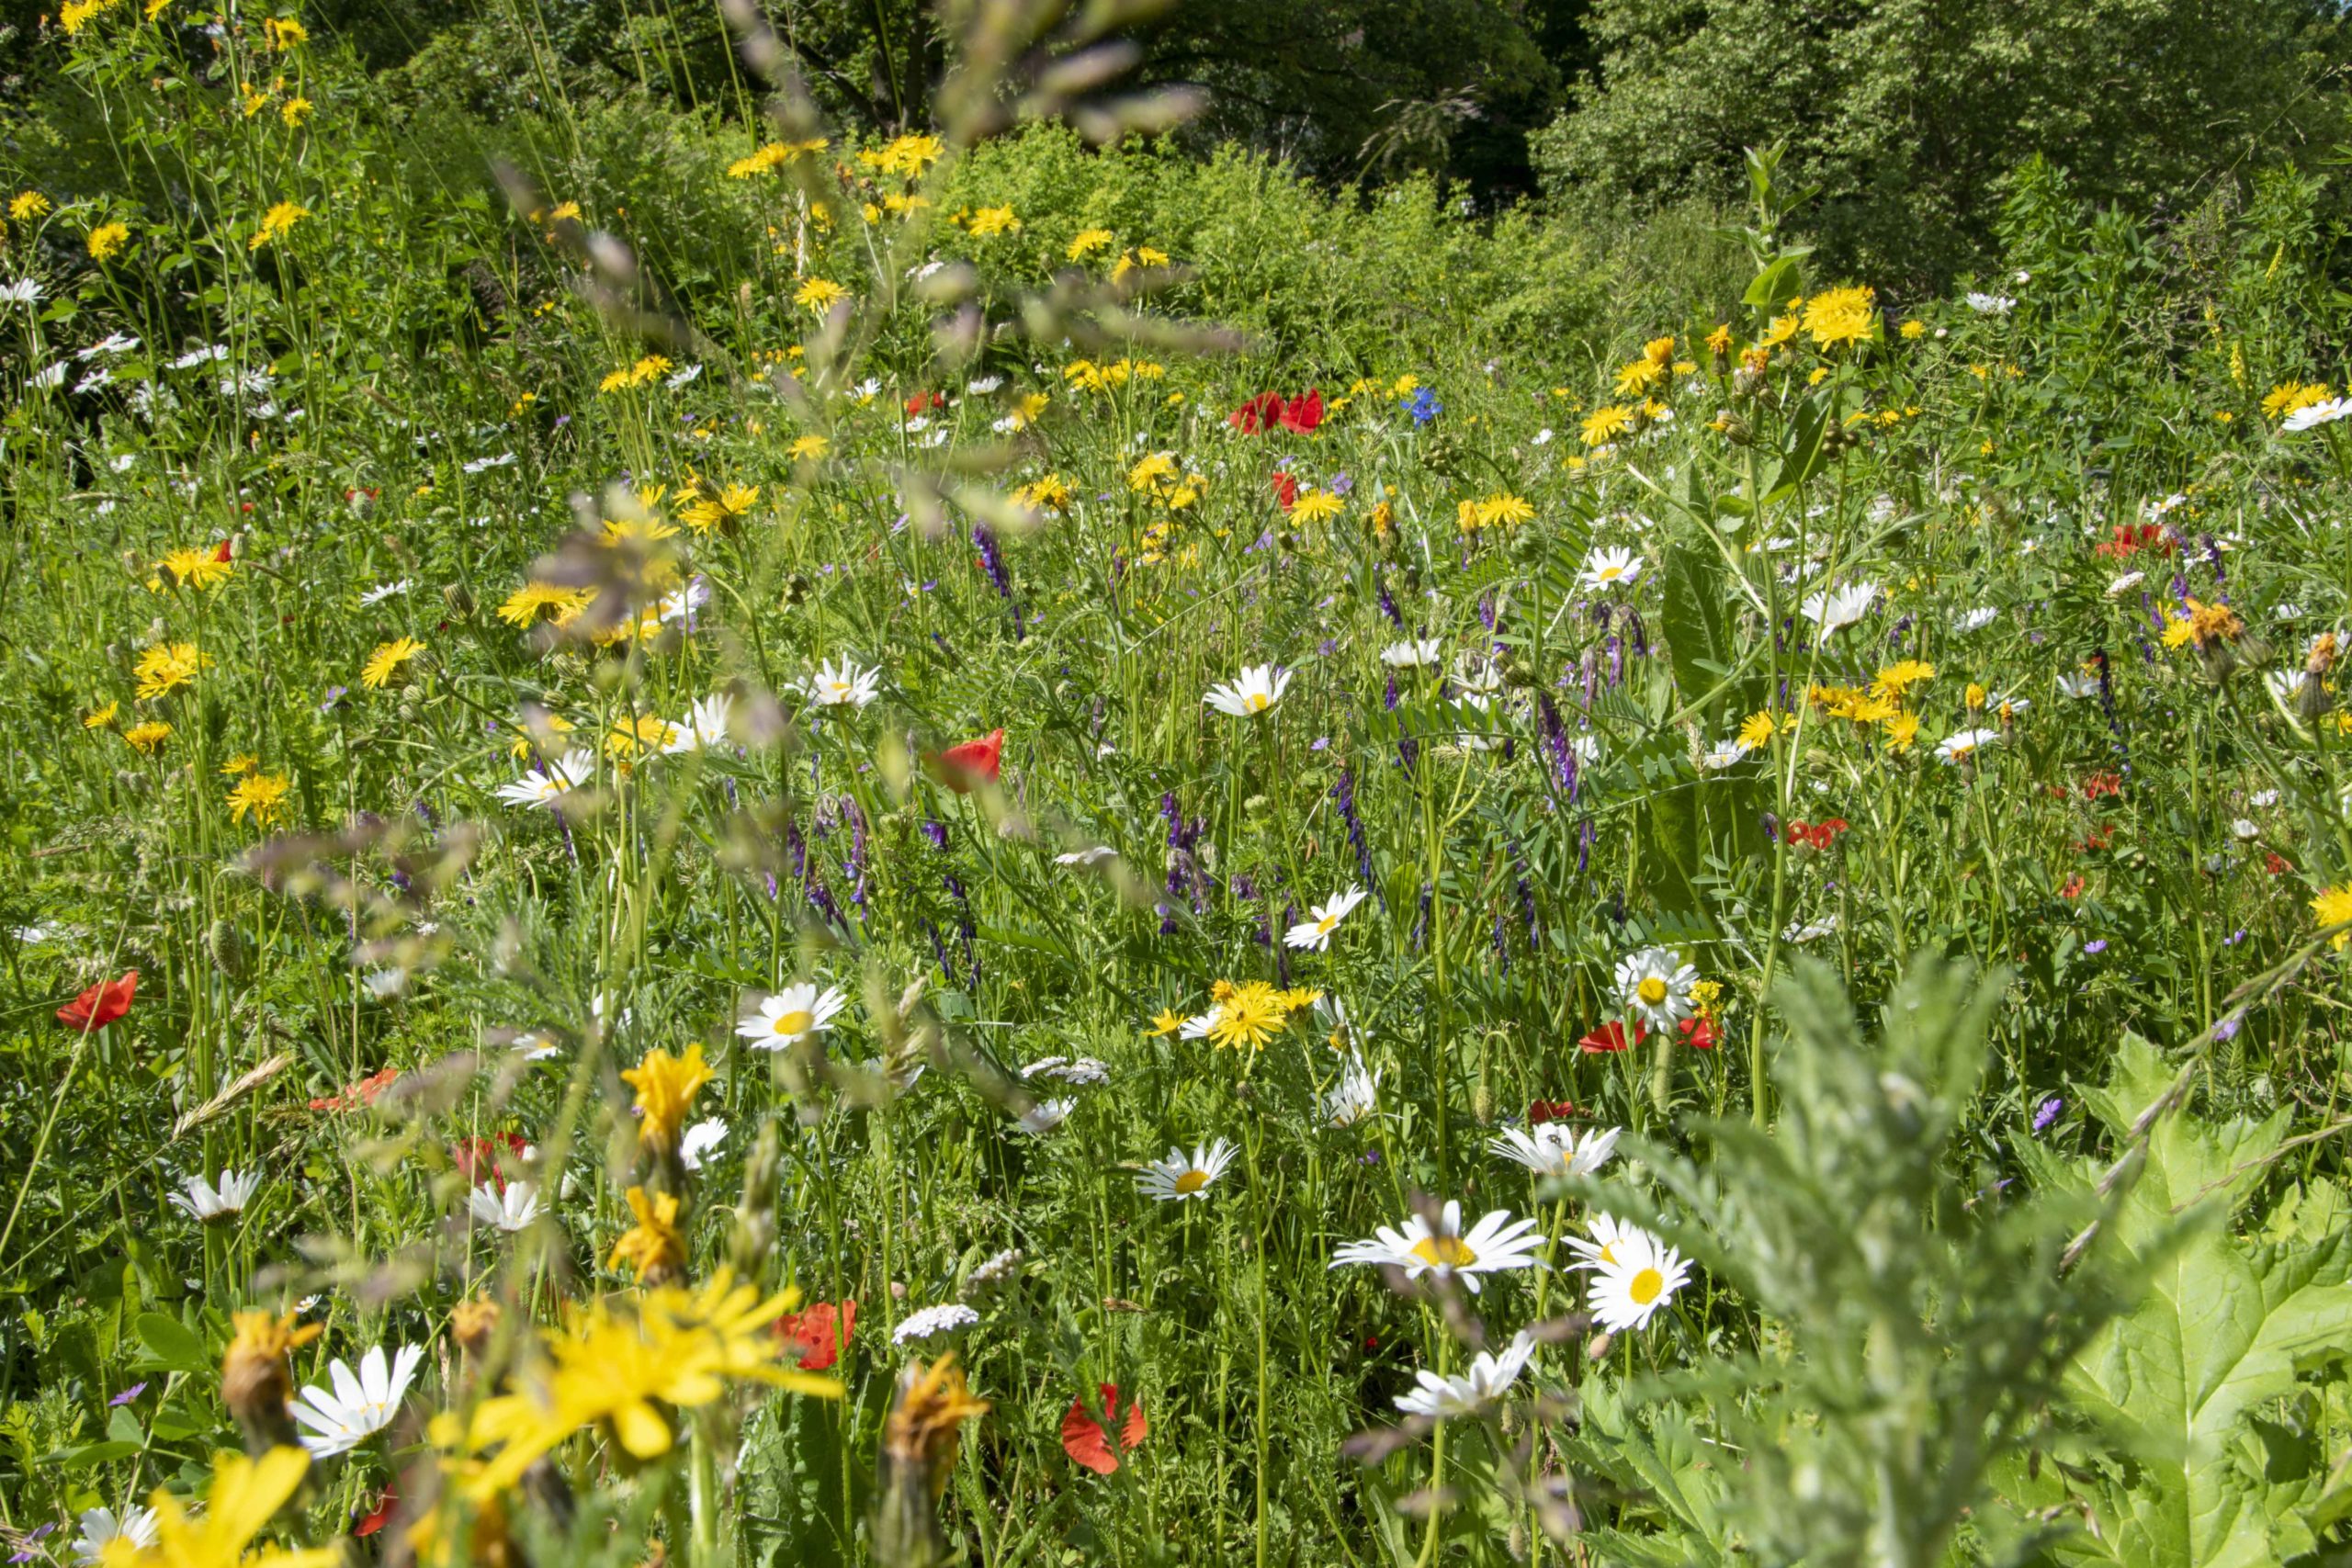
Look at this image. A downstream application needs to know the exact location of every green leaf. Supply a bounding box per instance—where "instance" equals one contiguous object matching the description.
[1742,255,1802,314]
[61,1439,141,1469]
[134,1311,208,1373]
[1764,390,1838,504]
[2028,1037,2352,1565]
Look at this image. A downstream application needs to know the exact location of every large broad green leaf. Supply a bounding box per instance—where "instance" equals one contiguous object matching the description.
[2017,1037,2352,1566]
[1659,540,1739,725]
[1562,1376,1732,1568]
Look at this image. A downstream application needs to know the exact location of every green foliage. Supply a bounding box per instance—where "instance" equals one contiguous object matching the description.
[2011,1037,2352,1565]
[1565,956,2132,1568]
[1532,0,2349,287]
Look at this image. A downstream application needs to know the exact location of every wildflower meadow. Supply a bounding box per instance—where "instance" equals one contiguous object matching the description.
[5,1,2352,1564]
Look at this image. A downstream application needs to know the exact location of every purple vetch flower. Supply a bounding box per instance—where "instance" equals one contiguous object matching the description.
[1376,576,1403,629]
[922,819,949,851]
[2083,939,2108,954]
[1329,472,1354,497]
[1332,768,1374,889]
[110,1382,149,1406]
[2032,1096,2064,1134]
[2212,1012,2243,1042]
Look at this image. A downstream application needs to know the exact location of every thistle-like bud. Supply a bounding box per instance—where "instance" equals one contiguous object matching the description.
[205,917,250,979]
[875,1355,990,1568]
[221,1309,320,1455]
[452,1296,503,1359]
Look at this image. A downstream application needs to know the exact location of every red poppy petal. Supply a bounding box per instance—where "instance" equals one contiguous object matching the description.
[1061,1394,1118,1473]
[1117,1388,1148,1452]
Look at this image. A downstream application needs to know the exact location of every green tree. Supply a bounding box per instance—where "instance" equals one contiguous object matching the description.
[1532,0,2346,288]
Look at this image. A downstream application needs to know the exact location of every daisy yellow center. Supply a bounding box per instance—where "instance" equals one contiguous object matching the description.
[830,682,851,695]
[1629,1267,1666,1305]
[1637,976,1668,1006]
[1410,1235,1476,1269]
[1597,1242,1618,1265]
[1173,1169,1209,1195]
[772,1009,814,1036]
[1317,914,1339,934]
[1245,692,1270,713]
[1600,566,1624,581]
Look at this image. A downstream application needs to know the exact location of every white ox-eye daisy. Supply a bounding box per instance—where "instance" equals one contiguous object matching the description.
[170,1168,260,1224]
[1329,1200,1544,1293]
[1577,546,1643,592]
[1395,1330,1538,1418]
[738,981,848,1049]
[1937,727,2003,764]
[1324,1055,1381,1127]
[1204,663,1291,717]
[1284,885,1368,951]
[496,750,594,809]
[662,694,734,753]
[468,1180,539,1233]
[1490,1122,1620,1179]
[1585,1228,1694,1334]
[1614,947,1697,1029]
[74,1506,160,1565]
[1136,1139,1238,1201]
[291,1343,425,1459]
[803,658,879,708]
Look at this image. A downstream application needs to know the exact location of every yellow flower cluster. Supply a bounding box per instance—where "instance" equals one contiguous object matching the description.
[599,355,675,393]
[726,137,828,177]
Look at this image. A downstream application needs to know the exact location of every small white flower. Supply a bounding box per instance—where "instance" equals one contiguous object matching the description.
[1015,1098,1075,1133]
[2283,397,2352,433]
[664,362,704,389]
[1394,1330,1537,1418]
[1284,885,1368,951]
[1489,1122,1620,1178]
[1613,947,1696,1029]
[0,277,44,308]
[680,1117,729,1171]
[967,374,1003,394]
[1022,1055,1110,1086]
[1136,1139,1238,1201]
[359,579,413,606]
[2273,602,2305,622]
[1204,663,1291,717]
[291,1344,425,1459]
[2252,789,2281,808]
[738,982,848,1048]
[1953,606,1997,634]
[663,693,735,753]
[1054,846,1116,866]
[28,362,66,390]
[1324,1054,1381,1127]
[170,1169,260,1224]
[967,1247,1024,1292]
[2106,570,2146,598]
[496,750,594,809]
[892,1303,979,1345]
[1937,727,2003,764]
[1381,638,1445,669]
[1964,292,2016,316]
[2056,671,2101,699]
[1801,581,1879,637]
[468,1180,539,1233]
[1577,546,1643,592]
[1585,1229,1693,1335]
[75,1507,160,1565]
[803,657,880,708]
[1329,1201,1544,1294]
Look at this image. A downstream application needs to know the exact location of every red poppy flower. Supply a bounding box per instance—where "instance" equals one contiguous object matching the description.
[931,728,1005,793]
[1061,1383,1148,1474]
[2267,852,2293,875]
[1577,1019,1647,1054]
[453,1132,528,1188]
[775,1300,855,1371]
[904,390,944,416]
[57,970,137,1032]
[1527,1099,1581,1124]
[309,1066,401,1112]
[1270,471,1298,511]
[1676,1016,1718,1050]
[355,1484,397,1538]
[1278,389,1324,434]
[2060,874,2085,899]
[211,538,233,563]
[1227,391,1283,434]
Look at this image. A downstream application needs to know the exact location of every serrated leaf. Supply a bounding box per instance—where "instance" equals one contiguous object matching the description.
[2033,1037,2352,1566]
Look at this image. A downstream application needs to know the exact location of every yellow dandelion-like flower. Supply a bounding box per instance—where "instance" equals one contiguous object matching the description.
[123,721,173,753]
[794,276,848,314]
[9,191,51,221]
[1067,227,1115,261]
[247,200,309,250]
[1290,489,1343,524]
[622,1043,715,1152]
[2314,886,2352,951]
[84,701,120,730]
[1580,404,1633,447]
[1803,285,1876,349]
[160,547,233,590]
[134,641,210,700]
[86,221,130,262]
[788,434,831,461]
[608,1186,688,1282]
[226,772,293,827]
[361,636,424,689]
